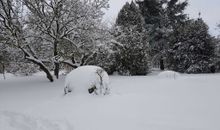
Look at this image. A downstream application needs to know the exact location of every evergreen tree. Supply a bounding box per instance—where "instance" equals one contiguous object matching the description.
[116,1,144,31]
[88,24,117,75]
[213,37,220,72]
[167,18,215,73]
[114,1,149,75]
[166,0,188,27]
[136,0,163,25]
[91,46,117,75]
[137,0,188,70]
[137,0,166,70]
[164,0,189,70]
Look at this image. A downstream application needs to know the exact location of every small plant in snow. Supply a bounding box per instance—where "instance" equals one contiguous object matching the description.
[64,86,72,95]
[88,85,97,94]
[88,69,110,95]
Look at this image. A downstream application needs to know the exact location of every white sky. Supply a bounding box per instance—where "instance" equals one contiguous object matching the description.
[104,0,220,36]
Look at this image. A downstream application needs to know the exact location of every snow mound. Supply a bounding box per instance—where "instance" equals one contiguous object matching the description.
[158,70,180,79]
[65,65,110,95]
[0,111,73,130]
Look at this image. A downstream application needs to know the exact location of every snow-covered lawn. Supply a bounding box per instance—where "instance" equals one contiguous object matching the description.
[1,72,220,130]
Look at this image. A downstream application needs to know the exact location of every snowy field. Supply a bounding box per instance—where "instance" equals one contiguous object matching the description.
[1,71,220,130]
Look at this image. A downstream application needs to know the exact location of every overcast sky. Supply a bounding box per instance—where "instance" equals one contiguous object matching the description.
[104,0,220,36]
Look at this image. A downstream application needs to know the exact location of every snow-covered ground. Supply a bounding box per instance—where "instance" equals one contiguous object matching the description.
[1,72,220,130]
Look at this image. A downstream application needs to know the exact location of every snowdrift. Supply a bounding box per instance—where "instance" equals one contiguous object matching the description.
[64,65,110,95]
[158,70,180,79]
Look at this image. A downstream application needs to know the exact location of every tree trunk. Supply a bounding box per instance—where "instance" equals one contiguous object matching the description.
[54,62,59,79]
[30,58,54,82]
[160,58,164,70]
[39,63,54,82]
[54,40,59,79]
[21,47,54,82]
[2,64,6,80]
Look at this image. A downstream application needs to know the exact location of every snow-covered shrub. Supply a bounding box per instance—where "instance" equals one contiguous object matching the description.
[158,71,180,79]
[64,65,110,95]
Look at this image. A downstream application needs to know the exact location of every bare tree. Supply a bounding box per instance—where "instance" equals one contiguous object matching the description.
[0,0,54,81]
[0,0,109,81]
[23,0,109,79]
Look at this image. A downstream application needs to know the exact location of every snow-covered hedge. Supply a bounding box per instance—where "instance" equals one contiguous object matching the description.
[64,65,110,95]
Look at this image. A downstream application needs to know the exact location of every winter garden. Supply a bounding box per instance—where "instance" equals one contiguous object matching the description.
[0,0,220,130]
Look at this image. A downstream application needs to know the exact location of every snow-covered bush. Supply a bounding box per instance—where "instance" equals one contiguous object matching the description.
[158,71,180,79]
[64,66,110,95]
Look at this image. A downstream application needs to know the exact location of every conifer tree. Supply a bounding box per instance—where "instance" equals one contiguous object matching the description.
[137,0,166,70]
[137,0,188,70]
[116,1,144,31]
[136,0,163,25]
[166,0,188,27]
[167,18,215,73]
[114,1,149,75]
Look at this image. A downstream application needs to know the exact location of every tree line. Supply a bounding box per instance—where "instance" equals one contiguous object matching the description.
[0,0,220,81]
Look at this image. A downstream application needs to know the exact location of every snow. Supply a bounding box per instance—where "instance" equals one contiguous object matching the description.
[1,72,220,130]
[64,65,110,95]
[0,111,73,130]
[158,70,180,79]
[0,73,15,80]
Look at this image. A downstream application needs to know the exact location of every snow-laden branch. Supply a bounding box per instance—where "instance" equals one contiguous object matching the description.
[60,60,79,68]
